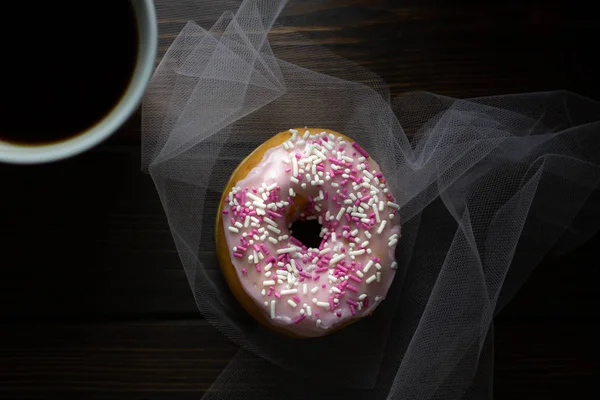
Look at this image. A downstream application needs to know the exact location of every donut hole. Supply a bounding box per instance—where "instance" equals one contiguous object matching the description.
[289,218,322,249]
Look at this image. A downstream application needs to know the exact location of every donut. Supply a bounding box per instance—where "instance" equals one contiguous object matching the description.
[216,128,401,338]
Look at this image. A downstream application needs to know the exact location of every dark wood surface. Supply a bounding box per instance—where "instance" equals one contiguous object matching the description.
[1,1,599,398]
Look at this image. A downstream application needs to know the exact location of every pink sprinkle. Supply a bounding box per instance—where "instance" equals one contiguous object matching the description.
[316,165,324,171]
[253,244,261,252]
[313,275,320,280]
[299,271,312,279]
[349,275,361,283]
[293,314,306,324]
[346,284,358,293]
[336,310,342,317]
[322,284,327,289]
[340,247,346,253]
[328,157,344,166]
[295,153,302,159]
[373,257,381,262]
[255,264,261,272]
[248,211,257,216]
[285,167,291,172]
[275,293,281,299]
[237,245,248,252]
[341,280,349,288]
[340,179,348,185]
[329,296,334,311]
[233,252,243,258]
[352,142,369,158]
[260,243,269,255]
[266,256,276,264]
[347,299,358,306]
[252,187,257,193]
[241,268,247,275]
[293,295,301,303]
[336,265,348,273]
[268,210,283,218]
[315,312,320,318]
[338,145,344,151]
[267,287,274,296]
[222,210,228,215]
[322,136,328,142]
[315,267,328,273]
[290,236,303,246]
[350,305,356,315]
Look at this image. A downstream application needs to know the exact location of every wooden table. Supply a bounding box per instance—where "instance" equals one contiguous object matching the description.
[1,1,598,398]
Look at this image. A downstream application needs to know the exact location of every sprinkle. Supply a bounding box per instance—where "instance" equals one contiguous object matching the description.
[377,220,387,234]
[379,201,384,211]
[355,270,364,278]
[319,248,331,255]
[316,301,330,308]
[268,237,278,244]
[387,201,400,210]
[306,305,312,316]
[263,280,276,286]
[293,313,306,324]
[228,226,239,233]
[316,319,322,328]
[329,254,345,266]
[335,208,345,221]
[375,263,382,270]
[277,247,298,254]
[346,284,358,293]
[311,286,319,293]
[388,239,398,247]
[349,275,362,283]
[287,299,298,308]
[391,261,398,269]
[351,142,369,158]
[270,300,276,319]
[263,217,277,226]
[281,289,298,295]
[350,229,359,236]
[331,287,342,294]
[365,231,372,239]
[264,263,273,272]
[349,249,365,256]
[366,275,377,284]
[292,157,299,177]
[376,272,381,282]
[359,294,368,301]
[233,252,243,258]
[303,283,308,294]
[363,260,374,273]
[290,177,299,184]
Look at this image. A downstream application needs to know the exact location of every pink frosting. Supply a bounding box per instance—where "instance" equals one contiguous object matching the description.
[222,130,401,337]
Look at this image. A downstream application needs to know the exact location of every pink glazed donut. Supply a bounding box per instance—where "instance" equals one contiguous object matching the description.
[216,128,401,338]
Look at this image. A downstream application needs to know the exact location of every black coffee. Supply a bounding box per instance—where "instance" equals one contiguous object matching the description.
[1,2,139,145]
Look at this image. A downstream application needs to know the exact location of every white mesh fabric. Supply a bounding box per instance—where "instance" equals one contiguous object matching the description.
[142,1,600,398]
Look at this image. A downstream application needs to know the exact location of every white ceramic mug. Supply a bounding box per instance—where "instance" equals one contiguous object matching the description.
[0,0,157,165]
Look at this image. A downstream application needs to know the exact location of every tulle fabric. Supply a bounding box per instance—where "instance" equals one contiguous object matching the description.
[142,1,600,398]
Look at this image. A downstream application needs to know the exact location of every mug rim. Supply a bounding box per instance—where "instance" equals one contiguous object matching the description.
[0,0,158,165]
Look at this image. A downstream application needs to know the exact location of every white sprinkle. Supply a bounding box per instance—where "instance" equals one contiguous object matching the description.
[311,286,319,294]
[306,305,312,316]
[335,208,345,221]
[366,249,372,254]
[388,239,398,247]
[366,275,377,284]
[290,177,299,184]
[281,289,298,295]
[333,298,340,304]
[376,272,381,282]
[363,260,374,273]
[328,275,339,283]
[292,156,299,177]
[319,248,331,255]
[301,182,307,189]
[351,212,367,218]
[282,157,290,164]
[391,261,398,270]
[349,249,365,256]
[341,156,354,162]
[268,237,278,244]
[287,299,298,308]
[361,218,371,224]
[379,201,384,211]
[350,229,359,236]
[365,231,372,239]
[372,203,381,223]
[246,192,262,202]
[290,259,299,273]
[289,188,295,197]
[359,293,368,300]
[329,254,345,266]
[375,263,382,270]
[331,182,339,188]
[263,280,276,286]
[331,232,337,242]
[277,247,298,254]
[266,225,281,234]
[356,270,364,278]
[331,287,342,294]
[316,319,322,328]
[270,300,276,319]
[361,240,370,248]
[264,263,273,272]
[389,214,395,219]
[228,226,239,233]
[253,201,266,209]
[316,301,330,308]
[349,193,357,201]
[358,156,366,162]
[387,201,400,210]
[303,283,308,295]
[234,221,243,229]
[363,170,374,179]
[253,234,260,241]
[377,220,387,234]
[389,233,398,241]
[243,216,250,228]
